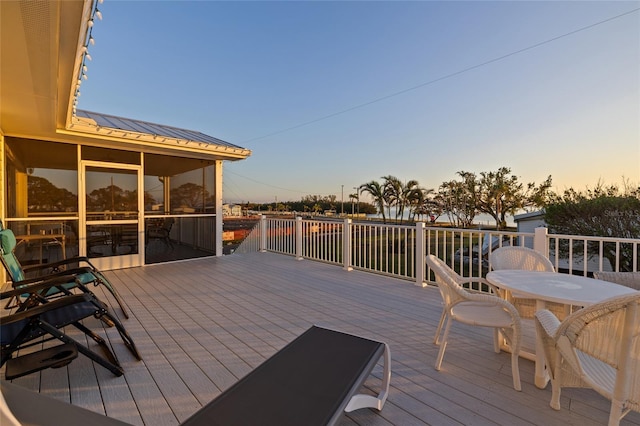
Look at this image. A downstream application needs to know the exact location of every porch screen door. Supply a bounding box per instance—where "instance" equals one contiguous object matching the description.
[80,161,143,270]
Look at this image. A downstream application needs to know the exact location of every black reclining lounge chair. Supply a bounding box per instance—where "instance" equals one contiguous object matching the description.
[1,277,141,379]
[0,227,129,318]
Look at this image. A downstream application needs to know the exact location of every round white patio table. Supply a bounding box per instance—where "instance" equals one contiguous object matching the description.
[486,270,638,389]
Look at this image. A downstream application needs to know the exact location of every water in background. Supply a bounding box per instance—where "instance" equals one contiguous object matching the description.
[366,209,516,228]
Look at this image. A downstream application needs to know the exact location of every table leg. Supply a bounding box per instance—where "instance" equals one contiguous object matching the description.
[534,299,550,389]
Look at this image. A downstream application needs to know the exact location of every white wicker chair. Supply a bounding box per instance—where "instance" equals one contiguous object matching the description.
[593,271,640,291]
[426,254,522,391]
[489,246,569,319]
[535,292,640,426]
[490,246,555,272]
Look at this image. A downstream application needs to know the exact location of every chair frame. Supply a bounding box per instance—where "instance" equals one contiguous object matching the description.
[1,227,129,318]
[489,246,569,320]
[489,246,555,272]
[535,293,640,426]
[426,254,522,391]
[146,217,175,250]
[1,277,141,378]
[593,271,640,290]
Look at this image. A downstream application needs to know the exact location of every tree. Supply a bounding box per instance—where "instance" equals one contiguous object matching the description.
[401,180,422,221]
[475,167,552,230]
[349,192,359,215]
[405,185,424,221]
[28,176,77,212]
[413,188,440,222]
[87,184,133,212]
[435,172,478,227]
[381,175,402,220]
[171,183,210,211]
[360,180,386,223]
[544,182,640,271]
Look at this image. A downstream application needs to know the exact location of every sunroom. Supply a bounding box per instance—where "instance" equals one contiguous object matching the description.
[0,0,251,271]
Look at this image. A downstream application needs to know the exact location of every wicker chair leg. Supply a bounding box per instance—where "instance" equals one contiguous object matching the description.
[434,310,446,345]
[511,351,521,391]
[550,380,561,410]
[435,318,452,371]
[607,400,624,426]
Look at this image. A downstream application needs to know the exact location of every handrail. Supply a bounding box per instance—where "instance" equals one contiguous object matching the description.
[233,215,640,287]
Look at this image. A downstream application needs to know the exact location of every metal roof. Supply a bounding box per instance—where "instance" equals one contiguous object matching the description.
[76,110,245,150]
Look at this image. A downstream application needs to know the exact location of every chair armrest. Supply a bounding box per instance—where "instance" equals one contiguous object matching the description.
[1,275,79,300]
[22,256,95,274]
[461,290,521,318]
[1,293,91,322]
[534,309,561,339]
[12,266,95,288]
[459,277,500,294]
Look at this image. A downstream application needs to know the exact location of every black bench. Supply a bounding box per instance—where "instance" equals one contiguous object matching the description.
[1,326,391,426]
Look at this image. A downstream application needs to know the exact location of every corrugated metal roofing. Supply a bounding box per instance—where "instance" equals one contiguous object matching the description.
[76,110,245,150]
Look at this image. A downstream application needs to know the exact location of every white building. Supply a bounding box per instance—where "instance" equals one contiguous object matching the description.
[223,204,243,217]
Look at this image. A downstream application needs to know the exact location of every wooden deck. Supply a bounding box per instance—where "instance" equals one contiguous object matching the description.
[3,251,640,425]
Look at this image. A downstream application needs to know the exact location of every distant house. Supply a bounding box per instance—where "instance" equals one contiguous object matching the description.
[514,210,546,234]
[514,210,613,272]
[1,1,251,271]
[223,204,243,217]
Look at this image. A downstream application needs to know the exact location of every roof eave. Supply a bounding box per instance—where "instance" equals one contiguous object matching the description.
[62,117,252,160]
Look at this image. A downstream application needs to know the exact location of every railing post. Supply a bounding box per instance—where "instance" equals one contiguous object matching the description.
[415,222,425,286]
[533,227,548,256]
[296,216,303,260]
[343,218,353,271]
[259,215,267,252]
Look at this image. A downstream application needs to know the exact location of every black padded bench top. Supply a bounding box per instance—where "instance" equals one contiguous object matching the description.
[182,325,390,426]
[1,326,390,426]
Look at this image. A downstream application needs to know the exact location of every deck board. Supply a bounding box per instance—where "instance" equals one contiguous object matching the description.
[2,251,639,425]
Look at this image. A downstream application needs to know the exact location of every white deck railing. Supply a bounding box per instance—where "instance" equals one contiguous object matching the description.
[234,215,640,286]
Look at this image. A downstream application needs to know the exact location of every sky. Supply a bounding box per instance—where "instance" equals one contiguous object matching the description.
[79,1,640,205]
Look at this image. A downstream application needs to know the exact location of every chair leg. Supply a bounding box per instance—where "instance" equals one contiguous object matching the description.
[550,381,561,410]
[103,312,142,360]
[434,310,446,345]
[505,326,522,391]
[493,328,501,353]
[510,350,521,391]
[435,317,453,370]
[549,352,562,410]
[69,321,121,367]
[38,321,124,376]
[608,400,624,426]
[95,272,129,319]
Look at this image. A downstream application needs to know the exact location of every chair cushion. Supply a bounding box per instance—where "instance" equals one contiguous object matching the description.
[0,229,25,281]
[451,301,515,328]
[0,295,97,344]
[0,229,17,253]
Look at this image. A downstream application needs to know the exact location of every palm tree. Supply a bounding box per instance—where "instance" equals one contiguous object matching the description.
[359,180,386,223]
[401,179,421,221]
[405,184,427,221]
[382,176,402,220]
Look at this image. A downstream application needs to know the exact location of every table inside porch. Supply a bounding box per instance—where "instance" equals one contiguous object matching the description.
[14,232,66,265]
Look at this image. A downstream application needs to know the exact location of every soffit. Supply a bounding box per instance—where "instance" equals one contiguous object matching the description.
[0,0,63,136]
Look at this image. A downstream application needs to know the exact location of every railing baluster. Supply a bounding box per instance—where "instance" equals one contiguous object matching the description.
[234,216,640,286]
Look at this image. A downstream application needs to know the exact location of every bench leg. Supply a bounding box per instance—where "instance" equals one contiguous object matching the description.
[345,343,391,412]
